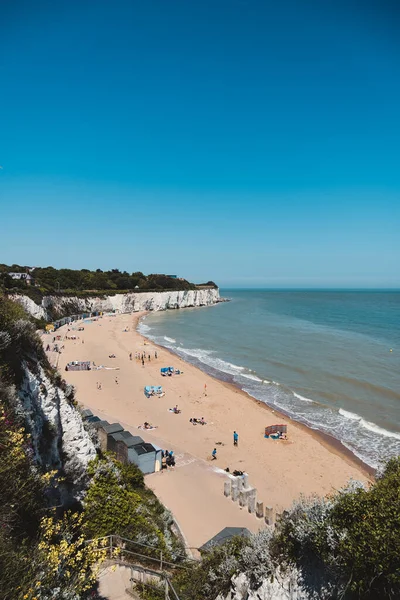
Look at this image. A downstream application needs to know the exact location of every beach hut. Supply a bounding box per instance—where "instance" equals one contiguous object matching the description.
[129,442,157,474]
[91,419,109,429]
[86,415,101,424]
[199,528,251,553]
[108,431,144,463]
[80,408,93,420]
[96,422,124,452]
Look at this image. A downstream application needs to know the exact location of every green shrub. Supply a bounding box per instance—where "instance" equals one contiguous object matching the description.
[83,456,184,562]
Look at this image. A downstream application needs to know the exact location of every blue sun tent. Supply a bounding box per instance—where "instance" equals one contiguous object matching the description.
[160,367,174,376]
[144,385,163,397]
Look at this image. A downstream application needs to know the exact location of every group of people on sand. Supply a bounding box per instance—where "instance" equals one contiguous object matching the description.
[162,449,175,468]
[224,467,245,477]
[190,417,206,425]
[133,350,158,366]
[268,431,288,440]
[135,351,157,360]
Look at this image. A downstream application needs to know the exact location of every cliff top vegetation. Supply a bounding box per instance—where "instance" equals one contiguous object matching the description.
[0,264,217,297]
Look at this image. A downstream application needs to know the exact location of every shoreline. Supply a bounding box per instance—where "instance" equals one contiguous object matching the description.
[137,312,374,479]
[52,309,372,548]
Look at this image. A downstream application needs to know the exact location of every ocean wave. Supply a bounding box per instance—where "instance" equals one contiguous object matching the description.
[228,363,245,371]
[293,392,314,404]
[240,373,263,382]
[360,419,400,440]
[177,346,213,359]
[177,347,246,377]
[339,408,362,421]
[135,318,400,469]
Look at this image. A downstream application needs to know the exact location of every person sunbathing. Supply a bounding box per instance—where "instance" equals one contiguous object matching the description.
[109,354,116,358]
[190,417,206,425]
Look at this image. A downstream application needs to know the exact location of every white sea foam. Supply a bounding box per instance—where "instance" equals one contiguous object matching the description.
[138,313,400,470]
[228,363,245,371]
[339,408,362,421]
[177,347,246,377]
[360,419,400,440]
[240,373,263,382]
[177,346,213,360]
[293,392,314,404]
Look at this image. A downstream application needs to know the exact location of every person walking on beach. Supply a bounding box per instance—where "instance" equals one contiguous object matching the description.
[211,448,217,460]
[155,350,158,359]
[204,383,207,397]
[129,352,132,360]
[115,377,118,385]
[233,431,239,446]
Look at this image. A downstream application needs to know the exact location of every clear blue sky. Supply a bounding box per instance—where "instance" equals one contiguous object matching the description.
[1,0,399,287]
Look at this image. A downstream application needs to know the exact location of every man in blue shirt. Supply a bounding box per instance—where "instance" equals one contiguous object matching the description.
[233,431,239,446]
[211,448,217,460]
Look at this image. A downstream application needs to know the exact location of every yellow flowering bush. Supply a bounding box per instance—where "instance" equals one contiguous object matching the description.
[0,392,107,599]
[21,510,108,599]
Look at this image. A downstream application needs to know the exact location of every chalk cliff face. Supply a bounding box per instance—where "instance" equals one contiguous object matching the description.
[17,362,96,494]
[14,288,220,321]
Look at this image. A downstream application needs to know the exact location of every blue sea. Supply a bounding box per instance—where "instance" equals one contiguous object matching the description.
[138,290,400,469]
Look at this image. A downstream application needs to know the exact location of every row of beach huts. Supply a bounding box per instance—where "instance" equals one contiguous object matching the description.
[81,409,163,474]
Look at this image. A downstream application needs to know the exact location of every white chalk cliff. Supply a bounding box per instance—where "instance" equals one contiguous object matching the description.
[13,288,220,321]
[18,363,96,492]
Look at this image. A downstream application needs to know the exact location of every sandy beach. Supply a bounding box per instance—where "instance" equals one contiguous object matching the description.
[46,311,371,550]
